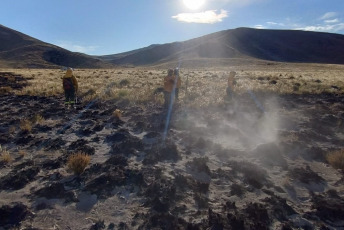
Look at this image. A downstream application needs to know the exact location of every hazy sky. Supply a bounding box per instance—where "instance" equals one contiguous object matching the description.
[1,0,343,55]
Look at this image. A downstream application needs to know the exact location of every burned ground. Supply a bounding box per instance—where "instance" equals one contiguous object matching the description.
[0,87,344,229]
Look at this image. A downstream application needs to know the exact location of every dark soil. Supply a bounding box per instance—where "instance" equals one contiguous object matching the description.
[1,92,344,229]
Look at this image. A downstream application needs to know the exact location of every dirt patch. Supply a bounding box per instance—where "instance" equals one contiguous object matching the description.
[0,72,30,92]
[0,203,33,228]
[287,166,325,184]
[310,191,344,223]
[0,166,40,190]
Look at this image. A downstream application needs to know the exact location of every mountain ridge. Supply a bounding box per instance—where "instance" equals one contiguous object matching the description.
[0,24,344,68]
[0,24,113,68]
[98,27,344,67]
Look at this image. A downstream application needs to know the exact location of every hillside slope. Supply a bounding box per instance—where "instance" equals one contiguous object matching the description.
[99,28,344,66]
[0,24,113,68]
[1,25,343,68]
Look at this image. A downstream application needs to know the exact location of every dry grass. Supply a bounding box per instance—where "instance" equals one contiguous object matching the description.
[67,152,91,175]
[327,149,344,171]
[113,109,122,119]
[1,63,343,107]
[0,86,12,95]
[1,148,12,164]
[18,149,26,158]
[20,119,32,132]
[31,114,44,125]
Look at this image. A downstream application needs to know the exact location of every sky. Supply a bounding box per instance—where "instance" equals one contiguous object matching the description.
[1,0,343,55]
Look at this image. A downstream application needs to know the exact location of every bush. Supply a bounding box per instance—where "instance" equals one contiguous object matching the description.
[1,149,12,164]
[327,149,344,171]
[119,79,130,87]
[20,119,32,132]
[67,152,91,175]
[31,114,44,124]
[117,89,128,98]
[113,109,122,119]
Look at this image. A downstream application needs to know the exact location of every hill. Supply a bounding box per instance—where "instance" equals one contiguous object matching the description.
[1,25,344,68]
[99,28,344,67]
[0,24,113,68]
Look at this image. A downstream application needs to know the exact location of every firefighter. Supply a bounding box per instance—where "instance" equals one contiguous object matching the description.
[62,68,78,107]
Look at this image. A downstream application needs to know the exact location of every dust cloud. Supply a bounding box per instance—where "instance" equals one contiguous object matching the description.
[174,95,281,152]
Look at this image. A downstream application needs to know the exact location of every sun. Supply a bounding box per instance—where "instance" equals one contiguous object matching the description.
[183,0,206,10]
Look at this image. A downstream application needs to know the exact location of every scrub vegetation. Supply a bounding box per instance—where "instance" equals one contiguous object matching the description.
[2,63,344,107]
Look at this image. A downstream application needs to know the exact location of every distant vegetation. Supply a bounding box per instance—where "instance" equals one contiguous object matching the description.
[1,65,343,109]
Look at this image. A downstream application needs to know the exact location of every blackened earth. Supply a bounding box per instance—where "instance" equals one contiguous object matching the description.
[0,88,344,229]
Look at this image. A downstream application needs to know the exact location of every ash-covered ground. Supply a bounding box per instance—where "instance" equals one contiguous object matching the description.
[1,73,344,230]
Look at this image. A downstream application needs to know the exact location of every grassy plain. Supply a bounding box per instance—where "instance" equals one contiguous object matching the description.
[2,62,344,107]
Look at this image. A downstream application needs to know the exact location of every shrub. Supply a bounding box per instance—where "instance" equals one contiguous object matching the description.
[117,89,128,98]
[327,149,344,171]
[32,114,44,125]
[67,152,91,175]
[119,79,130,87]
[1,149,12,164]
[113,109,122,119]
[20,119,32,132]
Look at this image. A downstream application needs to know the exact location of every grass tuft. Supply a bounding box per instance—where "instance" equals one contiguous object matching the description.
[113,109,122,119]
[20,119,32,132]
[327,149,344,171]
[67,152,91,175]
[117,89,129,98]
[119,79,130,87]
[32,114,44,125]
[1,149,12,164]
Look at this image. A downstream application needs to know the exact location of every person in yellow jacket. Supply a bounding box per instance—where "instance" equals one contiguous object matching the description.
[225,71,236,103]
[62,67,78,107]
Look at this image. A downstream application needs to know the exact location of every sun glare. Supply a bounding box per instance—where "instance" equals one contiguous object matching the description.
[183,0,206,10]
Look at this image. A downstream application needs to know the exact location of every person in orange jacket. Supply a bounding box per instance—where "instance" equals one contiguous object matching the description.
[163,69,174,108]
[62,67,78,107]
[163,68,182,109]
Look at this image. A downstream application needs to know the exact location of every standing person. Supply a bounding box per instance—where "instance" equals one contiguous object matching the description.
[163,69,174,109]
[225,71,236,103]
[173,68,182,101]
[62,67,78,108]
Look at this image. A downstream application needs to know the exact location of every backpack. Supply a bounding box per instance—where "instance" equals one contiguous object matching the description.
[63,77,74,90]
